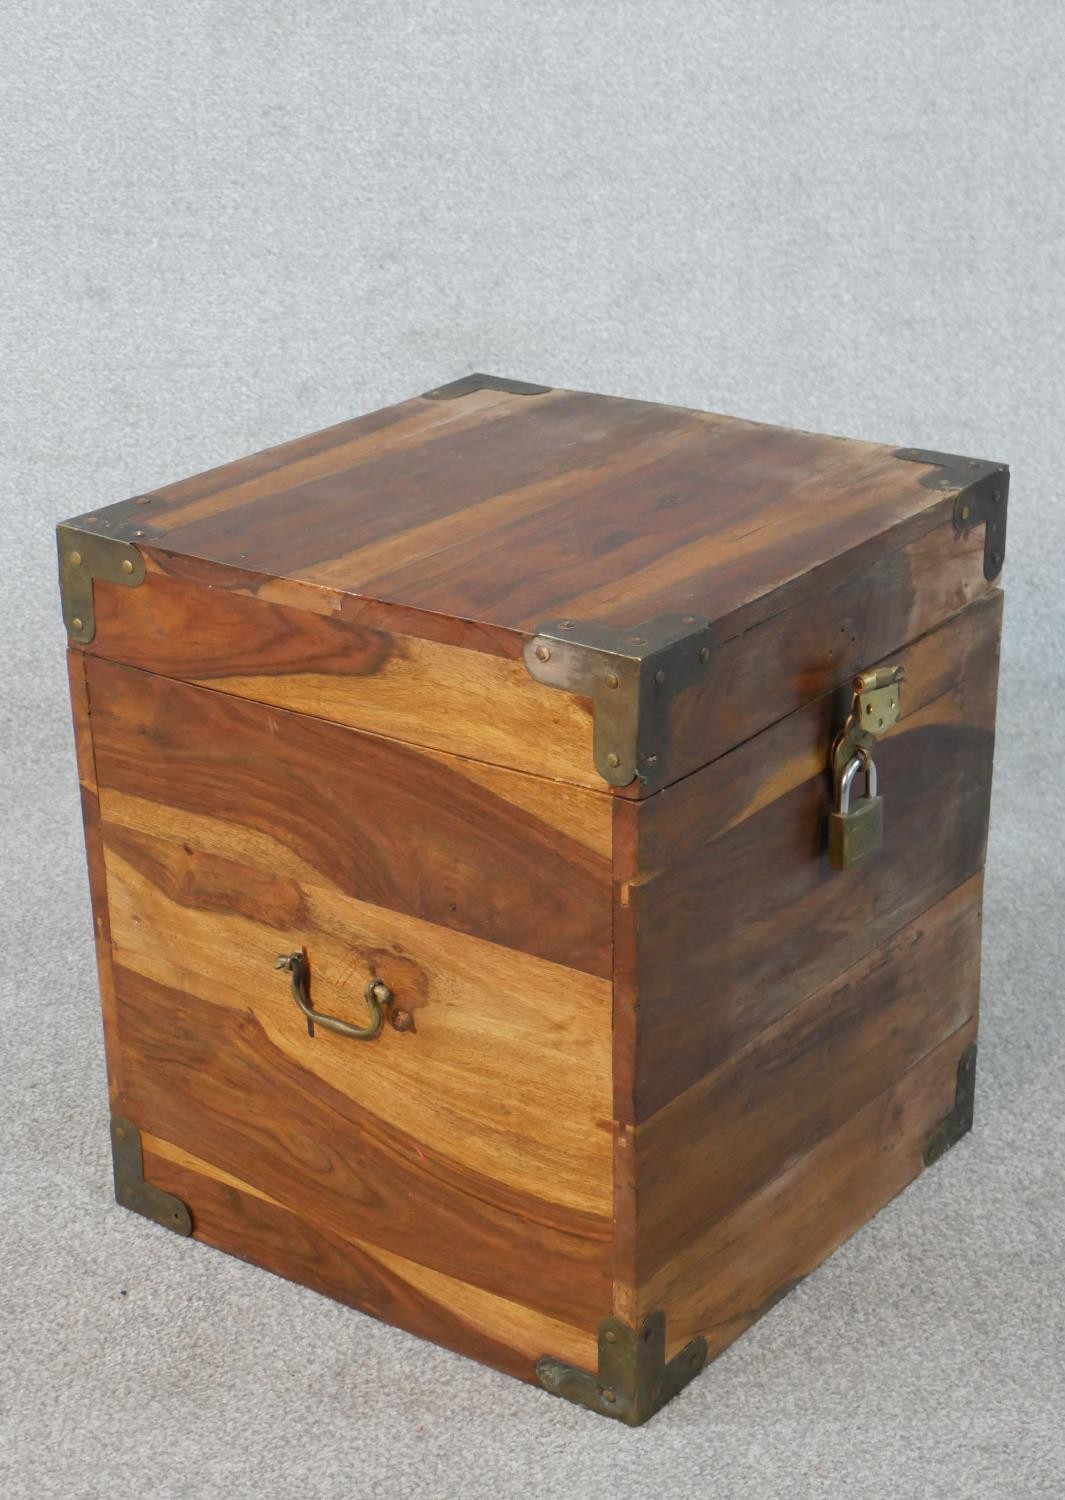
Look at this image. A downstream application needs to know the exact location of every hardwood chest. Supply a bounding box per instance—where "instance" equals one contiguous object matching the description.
[59,374,1006,1425]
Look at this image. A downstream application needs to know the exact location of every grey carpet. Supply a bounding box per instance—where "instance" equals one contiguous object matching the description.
[1,3,1063,1497]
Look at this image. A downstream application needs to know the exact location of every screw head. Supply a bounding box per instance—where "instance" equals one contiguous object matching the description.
[654,669,666,686]
[71,617,84,631]
[960,503,971,522]
[603,1329,617,1344]
[992,489,1002,503]
[535,645,551,662]
[391,1009,415,1032]
[605,672,619,689]
[114,1124,126,1141]
[698,646,710,663]
[121,558,134,573]
[606,752,620,768]
[600,1387,616,1404]
[69,550,82,566]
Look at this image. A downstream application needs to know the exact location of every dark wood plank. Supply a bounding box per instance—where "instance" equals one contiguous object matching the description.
[85,657,613,976]
[624,591,1001,1120]
[635,878,983,1283]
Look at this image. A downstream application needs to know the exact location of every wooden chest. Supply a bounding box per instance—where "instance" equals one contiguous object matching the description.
[59,374,1006,1425]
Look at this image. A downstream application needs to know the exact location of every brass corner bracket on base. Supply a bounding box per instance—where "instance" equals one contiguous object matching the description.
[523,613,715,789]
[57,516,150,644]
[422,373,553,400]
[536,1312,708,1427]
[923,1043,978,1167]
[110,1116,192,1236]
[893,447,1009,582]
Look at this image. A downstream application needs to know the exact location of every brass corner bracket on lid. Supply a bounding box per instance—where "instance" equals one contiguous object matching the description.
[536,1311,708,1426]
[923,1043,978,1167]
[523,613,715,789]
[110,1115,192,1236]
[422,373,553,400]
[893,447,1009,582]
[57,518,148,644]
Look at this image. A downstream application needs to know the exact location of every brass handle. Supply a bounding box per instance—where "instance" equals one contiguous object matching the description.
[274,951,392,1040]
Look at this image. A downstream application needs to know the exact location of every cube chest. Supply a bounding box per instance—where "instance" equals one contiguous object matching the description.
[60,375,1006,1425]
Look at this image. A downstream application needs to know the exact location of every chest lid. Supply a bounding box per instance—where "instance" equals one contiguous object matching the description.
[58,373,1007,795]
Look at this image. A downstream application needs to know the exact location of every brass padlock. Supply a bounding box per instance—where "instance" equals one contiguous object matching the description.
[829,754,882,870]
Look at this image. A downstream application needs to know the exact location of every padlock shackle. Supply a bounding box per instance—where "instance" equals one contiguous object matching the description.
[838,753,878,815]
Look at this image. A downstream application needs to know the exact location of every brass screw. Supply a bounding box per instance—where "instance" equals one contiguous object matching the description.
[391,1009,415,1032]
[699,646,710,663]
[654,669,666,686]
[69,550,82,566]
[960,503,971,522]
[605,672,619,689]
[72,617,84,632]
[535,645,551,662]
[600,1388,617,1403]
[121,558,134,574]
[114,1124,126,1141]
[606,752,620,768]
[604,1329,617,1343]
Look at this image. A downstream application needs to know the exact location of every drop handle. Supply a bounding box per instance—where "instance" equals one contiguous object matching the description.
[274,951,392,1040]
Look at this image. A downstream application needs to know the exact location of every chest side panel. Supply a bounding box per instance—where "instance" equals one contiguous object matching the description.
[80,657,615,1376]
[630,590,1000,1119]
[620,591,1001,1358]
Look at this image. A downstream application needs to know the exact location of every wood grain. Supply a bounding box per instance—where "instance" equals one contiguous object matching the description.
[66,650,123,1108]
[88,563,599,788]
[67,382,999,795]
[85,657,613,976]
[620,591,1001,1120]
[141,1132,596,1381]
[640,1019,979,1361]
[114,960,610,1325]
[634,877,982,1284]
[100,817,613,1214]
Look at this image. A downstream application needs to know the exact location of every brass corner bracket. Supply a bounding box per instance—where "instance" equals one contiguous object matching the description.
[110,1116,192,1236]
[923,1043,978,1167]
[537,1312,707,1427]
[523,613,714,789]
[422,373,553,400]
[57,517,148,644]
[894,447,1009,582]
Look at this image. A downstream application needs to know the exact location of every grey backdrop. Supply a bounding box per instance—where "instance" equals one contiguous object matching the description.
[2,3,1063,1498]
